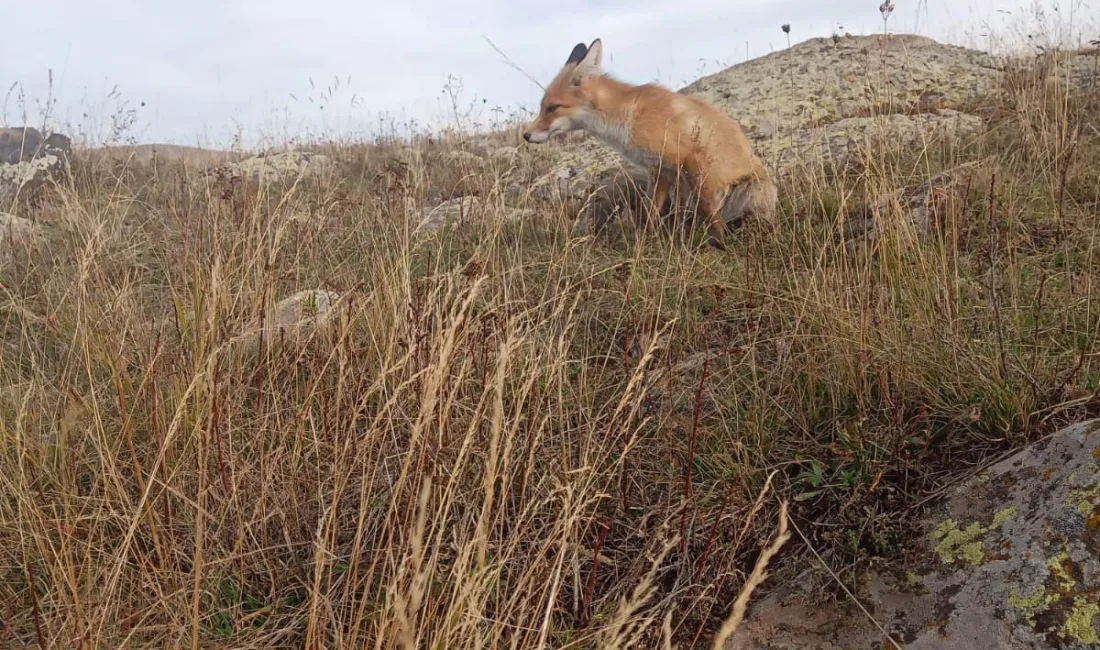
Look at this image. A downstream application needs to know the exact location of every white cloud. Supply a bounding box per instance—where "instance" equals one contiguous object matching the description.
[1,0,1086,147]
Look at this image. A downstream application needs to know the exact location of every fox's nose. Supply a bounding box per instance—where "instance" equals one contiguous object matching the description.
[522,132,532,142]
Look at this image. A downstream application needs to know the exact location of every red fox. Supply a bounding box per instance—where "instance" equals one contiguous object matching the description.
[522,38,777,249]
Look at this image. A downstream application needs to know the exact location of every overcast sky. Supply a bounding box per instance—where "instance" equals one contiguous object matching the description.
[2,0,1092,148]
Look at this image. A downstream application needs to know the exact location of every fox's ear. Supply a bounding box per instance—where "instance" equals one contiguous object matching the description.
[565,42,588,65]
[573,38,603,82]
[584,39,603,67]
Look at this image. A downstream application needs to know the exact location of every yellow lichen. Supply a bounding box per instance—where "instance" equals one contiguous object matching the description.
[1046,551,1076,590]
[928,519,986,565]
[1007,585,1053,626]
[992,505,1017,526]
[929,506,1018,567]
[1066,480,1100,516]
[1060,598,1099,644]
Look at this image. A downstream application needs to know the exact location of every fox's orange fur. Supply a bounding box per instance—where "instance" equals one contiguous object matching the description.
[523,38,777,248]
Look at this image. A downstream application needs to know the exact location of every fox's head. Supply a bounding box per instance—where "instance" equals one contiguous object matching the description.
[522,38,603,144]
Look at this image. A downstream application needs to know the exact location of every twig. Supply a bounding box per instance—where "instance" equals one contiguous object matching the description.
[787,516,903,649]
[483,36,545,90]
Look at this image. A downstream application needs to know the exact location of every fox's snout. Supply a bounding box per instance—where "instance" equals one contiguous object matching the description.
[522,129,551,144]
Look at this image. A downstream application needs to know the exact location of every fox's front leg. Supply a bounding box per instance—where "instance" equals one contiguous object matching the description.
[698,183,728,251]
[643,172,672,231]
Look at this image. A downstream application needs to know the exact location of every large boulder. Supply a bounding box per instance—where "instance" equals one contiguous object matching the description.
[0,127,71,164]
[726,418,1100,649]
[681,33,998,153]
[0,127,72,206]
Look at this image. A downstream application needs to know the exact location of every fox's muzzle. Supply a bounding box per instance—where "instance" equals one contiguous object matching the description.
[522,130,550,144]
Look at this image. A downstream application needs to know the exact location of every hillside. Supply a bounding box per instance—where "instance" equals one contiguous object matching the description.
[2,32,1100,649]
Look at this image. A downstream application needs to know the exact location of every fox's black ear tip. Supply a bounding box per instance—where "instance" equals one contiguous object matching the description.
[566,42,588,65]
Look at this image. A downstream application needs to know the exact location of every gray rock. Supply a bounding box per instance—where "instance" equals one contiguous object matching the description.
[0,212,44,250]
[491,146,520,162]
[0,127,42,165]
[844,160,983,245]
[1,155,66,207]
[529,139,631,204]
[417,195,483,231]
[726,418,1100,649]
[1004,48,1100,97]
[230,289,345,350]
[207,150,334,184]
[415,195,534,232]
[445,150,486,168]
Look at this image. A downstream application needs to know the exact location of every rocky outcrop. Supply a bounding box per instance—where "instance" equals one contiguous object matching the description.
[725,418,1100,649]
[0,127,72,206]
[772,108,984,170]
[529,137,626,205]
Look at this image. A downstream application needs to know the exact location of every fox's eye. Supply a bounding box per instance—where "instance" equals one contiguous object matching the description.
[546,104,560,114]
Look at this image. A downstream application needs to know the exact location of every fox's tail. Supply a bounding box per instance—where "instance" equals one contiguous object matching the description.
[721,156,778,229]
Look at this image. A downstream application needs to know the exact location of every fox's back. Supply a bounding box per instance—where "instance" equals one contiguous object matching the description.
[622,83,757,181]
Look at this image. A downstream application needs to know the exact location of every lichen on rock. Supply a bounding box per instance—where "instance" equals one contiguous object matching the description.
[726,419,1100,648]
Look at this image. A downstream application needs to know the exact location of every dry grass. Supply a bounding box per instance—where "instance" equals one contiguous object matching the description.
[2,30,1100,650]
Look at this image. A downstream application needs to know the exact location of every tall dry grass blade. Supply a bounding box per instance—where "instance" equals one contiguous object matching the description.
[710,501,791,650]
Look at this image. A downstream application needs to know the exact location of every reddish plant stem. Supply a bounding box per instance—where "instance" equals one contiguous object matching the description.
[693,476,737,582]
[681,355,711,553]
[212,364,229,495]
[582,523,610,625]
